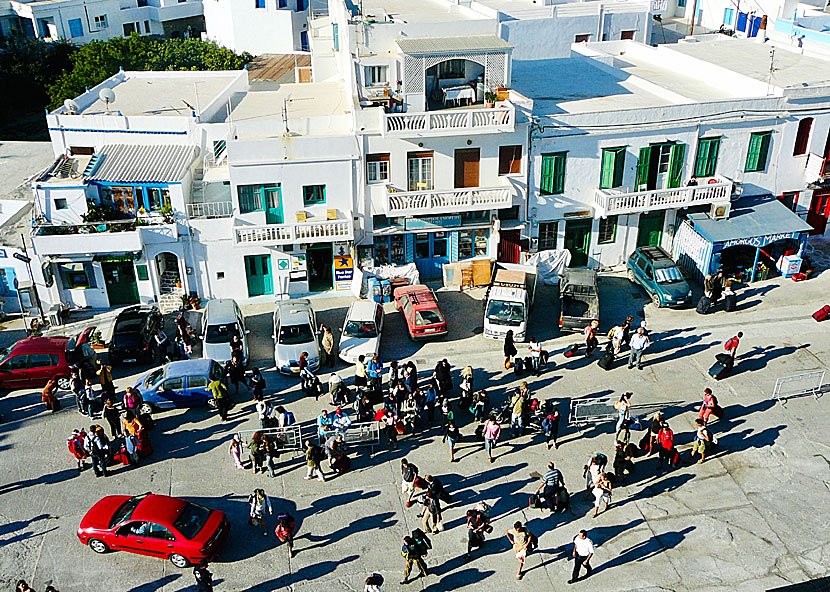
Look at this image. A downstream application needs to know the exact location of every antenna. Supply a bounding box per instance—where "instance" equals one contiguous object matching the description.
[63,99,81,114]
[98,88,116,114]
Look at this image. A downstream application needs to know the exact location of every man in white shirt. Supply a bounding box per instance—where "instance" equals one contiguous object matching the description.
[569,529,595,583]
[528,338,542,376]
[627,327,650,370]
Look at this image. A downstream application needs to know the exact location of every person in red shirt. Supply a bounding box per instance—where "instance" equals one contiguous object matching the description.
[698,388,717,425]
[274,513,296,557]
[724,332,743,360]
[657,422,676,469]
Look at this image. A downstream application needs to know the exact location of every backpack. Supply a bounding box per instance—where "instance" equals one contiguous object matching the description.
[284,411,296,426]
[595,452,608,465]
[366,573,384,587]
[412,528,432,556]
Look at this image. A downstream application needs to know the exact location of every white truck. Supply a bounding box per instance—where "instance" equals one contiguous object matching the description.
[483,262,538,342]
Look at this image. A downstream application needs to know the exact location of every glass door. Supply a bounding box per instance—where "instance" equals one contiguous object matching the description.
[264,187,283,224]
[408,155,433,191]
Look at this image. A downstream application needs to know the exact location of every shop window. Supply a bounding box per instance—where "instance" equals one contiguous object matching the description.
[59,262,94,289]
[303,184,326,206]
[598,215,618,244]
[415,234,430,259]
[438,59,465,79]
[538,221,558,250]
[433,232,448,257]
[793,118,813,156]
[54,198,68,210]
[498,145,522,175]
[694,137,721,178]
[745,131,772,172]
[540,152,566,195]
[367,154,390,183]
[599,147,626,189]
[459,229,488,259]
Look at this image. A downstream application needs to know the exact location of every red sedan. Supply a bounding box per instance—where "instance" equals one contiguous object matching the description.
[77,493,229,568]
[394,285,448,340]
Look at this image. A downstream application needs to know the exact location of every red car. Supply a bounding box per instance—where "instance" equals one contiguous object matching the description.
[0,328,96,391]
[78,493,229,568]
[394,285,448,340]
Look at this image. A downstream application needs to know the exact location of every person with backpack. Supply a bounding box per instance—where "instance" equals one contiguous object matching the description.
[208,377,231,421]
[304,440,325,482]
[400,534,428,585]
[248,488,272,536]
[193,559,213,592]
[67,429,87,471]
[274,513,296,556]
[542,407,560,450]
[503,330,517,370]
[657,421,677,469]
[505,521,532,580]
[88,425,109,478]
[464,505,491,558]
[690,418,713,464]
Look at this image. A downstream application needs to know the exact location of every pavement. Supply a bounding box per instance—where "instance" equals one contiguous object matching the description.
[1,261,830,592]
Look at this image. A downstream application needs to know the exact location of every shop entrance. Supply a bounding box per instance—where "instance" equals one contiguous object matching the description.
[245,255,273,297]
[102,261,139,306]
[564,218,592,267]
[807,188,830,236]
[308,245,333,292]
[414,232,449,280]
[637,211,665,248]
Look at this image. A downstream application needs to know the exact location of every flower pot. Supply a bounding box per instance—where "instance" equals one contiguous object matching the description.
[485,101,495,108]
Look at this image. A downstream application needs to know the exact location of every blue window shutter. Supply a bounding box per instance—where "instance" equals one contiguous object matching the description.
[68,18,83,38]
[449,231,459,262]
[405,235,414,262]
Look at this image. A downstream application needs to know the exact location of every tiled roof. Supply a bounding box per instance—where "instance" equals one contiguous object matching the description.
[89,144,197,183]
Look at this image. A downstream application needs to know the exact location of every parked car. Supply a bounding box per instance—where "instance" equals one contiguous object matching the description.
[394,285,447,340]
[201,299,249,365]
[133,359,226,416]
[109,305,163,365]
[77,493,229,568]
[338,300,384,364]
[273,299,319,375]
[0,328,96,391]
[627,246,693,308]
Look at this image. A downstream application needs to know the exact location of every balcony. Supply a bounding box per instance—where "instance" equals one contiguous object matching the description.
[187,201,234,219]
[383,103,515,138]
[593,178,733,218]
[382,185,512,217]
[805,152,830,182]
[233,219,353,246]
[32,218,178,255]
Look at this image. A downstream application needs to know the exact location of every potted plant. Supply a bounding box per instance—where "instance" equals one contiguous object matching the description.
[161,204,174,224]
[190,295,202,310]
[180,294,192,310]
[484,91,498,108]
[90,330,106,350]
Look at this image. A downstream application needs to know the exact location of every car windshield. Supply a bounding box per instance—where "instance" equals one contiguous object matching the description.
[113,333,143,348]
[0,346,11,365]
[486,300,524,325]
[109,496,144,528]
[173,502,212,539]
[344,320,377,339]
[655,267,684,284]
[144,368,165,387]
[205,323,239,344]
[415,310,444,327]
[279,324,314,345]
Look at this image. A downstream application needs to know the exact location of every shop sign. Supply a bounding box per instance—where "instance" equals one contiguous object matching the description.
[563,210,592,218]
[405,215,462,230]
[722,231,800,249]
[334,254,353,291]
[277,258,290,271]
[333,242,350,258]
[291,254,307,272]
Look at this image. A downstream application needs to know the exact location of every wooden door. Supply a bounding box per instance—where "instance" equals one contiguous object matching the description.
[807,188,830,236]
[454,148,480,188]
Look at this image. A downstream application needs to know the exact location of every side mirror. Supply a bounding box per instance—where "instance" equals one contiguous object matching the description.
[245,330,251,335]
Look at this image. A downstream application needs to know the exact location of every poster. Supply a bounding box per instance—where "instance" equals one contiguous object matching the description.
[334,253,354,291]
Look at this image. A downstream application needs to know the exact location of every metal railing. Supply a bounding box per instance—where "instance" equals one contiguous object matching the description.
[569,397,671,427]
[234,219,353,245]
[772,370,825,406]
[32,214,170,236]
[319,421,381,451]
[187,201,234,219]
[385,185,511,216]
[237,425,305,457]
[593,179,732,217]
[384,103,514,136]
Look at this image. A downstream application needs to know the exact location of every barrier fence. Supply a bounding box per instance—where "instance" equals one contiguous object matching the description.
[236,425,305,458]
[569,397,673,427]
[319,421,381,451]
[772,370,825,405]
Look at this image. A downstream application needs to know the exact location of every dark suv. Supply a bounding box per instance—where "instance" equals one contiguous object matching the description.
[109,305,163,365]
[627,246,692,308]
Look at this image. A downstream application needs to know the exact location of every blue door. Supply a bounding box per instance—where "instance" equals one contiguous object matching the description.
[157,376,188,408]
[414,232,450,280]
[185,375,210,406]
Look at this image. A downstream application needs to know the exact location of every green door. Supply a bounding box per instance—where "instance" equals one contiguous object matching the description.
[102,261,140,306]
[564,218,592,267]
[637,211,665,248]
[245,255,273,297]
[264,187,283,225]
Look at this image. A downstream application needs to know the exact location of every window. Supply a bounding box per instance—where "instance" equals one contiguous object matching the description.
[438,59,466,79]
[677,0,686,6]
[255,0,266,8]
[745,131,772,172]
[793,118,813,156]
[174,503,212,539]
[146,523,176,541]
[146,188,171,211]
[694,137,721,178]
[415,234,430,259]
[498,205,520,221]
[723,7,734,24]
[459,229,488,259]
[302,184,326,206]
[278,0,287,6]
[620,30,635,40]
[538,221,558,250]
[332,22,339,51]
[498,145,522,175]
[188,375,208,389]
[9,356,28,370]
[123,22,137,35]
[598,215,618,244]
[59,262,93,289]
[296,0,307,10]
[779,191,798,211]
[540,152,566,195]
[237,183,278,213]
[162,377,184,391]
[407,152,433,191]
[28,354,58,369]
[574,34,591,43]
[68,18,83,38]
[364,65,388,86]
[54,198,68,210]
[599,147,626,189]
[144,20,150,33]
[93,15,108,30]
[366,153,390,183]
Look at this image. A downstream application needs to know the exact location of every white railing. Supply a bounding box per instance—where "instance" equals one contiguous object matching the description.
[187,201,234,219]
[385,185,511,216]
[593,179,733,217]
[233,219,353,246]
[384,103,514,137]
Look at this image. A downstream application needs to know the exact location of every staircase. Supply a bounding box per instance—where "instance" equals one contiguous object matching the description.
[157,255,185,313]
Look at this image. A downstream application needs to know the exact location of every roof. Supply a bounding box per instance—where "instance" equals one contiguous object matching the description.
[248,54,311,83]
[349,300,381,321]
[274,299,314,322]
[165,358,214,378]
[203,299,240,324]
[132,494,188,525]
[397,35,512,55]
[6,336,68,354]
[687,196,814,244]
[562,268,598,286]
[360,0,482,23]
[89,144,197,184]
[636,246,675,267]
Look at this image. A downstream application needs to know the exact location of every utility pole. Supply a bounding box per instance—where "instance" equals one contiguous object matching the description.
[18,233,46,324]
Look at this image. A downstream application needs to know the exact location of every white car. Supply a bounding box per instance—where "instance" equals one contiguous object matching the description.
[201,298,249,365]
[273,299,319,375]
[339,300,384,364]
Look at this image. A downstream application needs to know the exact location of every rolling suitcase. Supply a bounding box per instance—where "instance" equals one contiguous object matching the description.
[513,356,524,376]
[708,354,733,380]
[723,293,737,312]
[812,304,830,322]
[597,350,615,371]
[524,356,534,372]
[696,296,711,314]
[564,344,580,358]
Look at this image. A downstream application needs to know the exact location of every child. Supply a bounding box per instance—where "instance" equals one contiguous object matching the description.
[67,429,87,471]
[274,513,297,556]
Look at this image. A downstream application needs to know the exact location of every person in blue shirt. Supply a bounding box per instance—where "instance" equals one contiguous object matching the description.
[367,353,383,398]
[317,409,333,439]
[424,381,437,423]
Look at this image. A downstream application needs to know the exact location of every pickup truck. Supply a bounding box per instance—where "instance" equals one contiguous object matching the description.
[483,262,538,342]
[559,269,599,333]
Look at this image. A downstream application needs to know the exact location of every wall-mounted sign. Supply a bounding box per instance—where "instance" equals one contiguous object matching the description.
[720,231,801,249]
[563,210,592,218]
[334,254,354,291]
[277,258,290,271]
[292,254,307,272]
[405,215,462,230]
[333,242,350,258]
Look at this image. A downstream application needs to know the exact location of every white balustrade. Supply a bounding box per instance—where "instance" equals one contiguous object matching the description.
[385,186,511,216]
[384,103,514,137]
[593,179,732,218]
[233,220,353,246]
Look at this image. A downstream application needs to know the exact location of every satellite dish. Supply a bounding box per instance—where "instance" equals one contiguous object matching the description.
[98,88,116,114]
[63,99,81,114]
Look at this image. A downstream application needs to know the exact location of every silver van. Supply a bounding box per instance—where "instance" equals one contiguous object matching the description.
[201,299,249,365]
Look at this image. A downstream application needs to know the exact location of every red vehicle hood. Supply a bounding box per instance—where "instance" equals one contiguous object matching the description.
[80,495,132,531]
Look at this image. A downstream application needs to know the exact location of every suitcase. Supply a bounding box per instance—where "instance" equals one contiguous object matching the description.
[696,296,711,314]
[708,360,731,380]
[524,356,534,372]
[813,304,830,322]
[723,293,737,312]
[564,344,580,358]
[597,350,615,371]
[513,357,524,375]
[529,492,545,510]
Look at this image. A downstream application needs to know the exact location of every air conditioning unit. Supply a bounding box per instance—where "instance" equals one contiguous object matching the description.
[710,202,731,220]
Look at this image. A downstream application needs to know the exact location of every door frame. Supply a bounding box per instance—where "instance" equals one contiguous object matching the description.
[307,244,334,292]
[564,218,592,267]
[413,232,450,279]
[637,211,666,248]
[264,186,284,225]
[454,147,481,189]
[101,261,140,306]
[244,254,274,297]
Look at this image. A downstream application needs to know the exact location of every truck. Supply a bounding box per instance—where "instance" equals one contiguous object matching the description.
[559,268,599,333]
[483,262,538,342]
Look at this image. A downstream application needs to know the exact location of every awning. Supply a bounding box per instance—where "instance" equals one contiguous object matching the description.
[397,35,512,55]
[88,144,198,184]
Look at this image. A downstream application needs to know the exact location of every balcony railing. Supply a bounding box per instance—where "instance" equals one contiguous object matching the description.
[384,185,512,217]
[233,219,353,246]
[593,178,733,218]
[187,201,234,219]
[32,217,178,254]
[384,103,514,137]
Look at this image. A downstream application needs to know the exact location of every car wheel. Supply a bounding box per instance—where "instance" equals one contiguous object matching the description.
[169,553,189,568]
[138,402,154,416]
[56,376,71,390]
[627,269,637,283]
[88,538,109,554]
[651,293,662,308]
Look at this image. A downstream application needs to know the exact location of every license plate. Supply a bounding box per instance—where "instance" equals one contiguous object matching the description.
[424,328,437,333]
[124,358,137,363]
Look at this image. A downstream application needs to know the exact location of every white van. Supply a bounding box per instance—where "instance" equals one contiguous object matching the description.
[201,299,249,365]
[273,299,319,375]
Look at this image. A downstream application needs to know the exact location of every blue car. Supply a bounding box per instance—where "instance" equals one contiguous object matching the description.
[134,359,226,415]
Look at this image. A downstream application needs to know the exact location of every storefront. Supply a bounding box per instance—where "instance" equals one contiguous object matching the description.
[672,196,813,283]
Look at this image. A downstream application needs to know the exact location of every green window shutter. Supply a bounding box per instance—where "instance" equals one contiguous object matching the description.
[668,143,686,188]
[540,154,555,195]
[694,137,720,178]
[611,149,625,188]
[636,147,651,189]
[600,148,622,189]
[552,152,566,194]
[746,132,771,172]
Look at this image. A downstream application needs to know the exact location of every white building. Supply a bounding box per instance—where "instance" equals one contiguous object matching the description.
[0,0,204,42]
[201,0,310,55]
[521,35,830,270]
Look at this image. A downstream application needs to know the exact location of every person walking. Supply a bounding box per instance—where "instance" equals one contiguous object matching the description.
[320,325,336,369]
[443,419,460,462]
[88,425,109,478]
[194,559,214,592]
[435,359,453,397]
[698,388,718,425]
[229,434,244,469]
[401,459,421,505]
[274,512,297,556]
[248,488,272,535]
[569,530,595,583]
[102,399,121,439]
[528,337,543,375]
[584,320,600,356]
[367,353,383,398]
[208,377,231,421]
[690,418,712,464]
[71,367,85,415]
[459,366,474,410]
[510,386,526,437]
[657,421,676,469]
[627,326,650,370]
[464,505,491,558]
[304,440,325,482]
[154,329,170,365]
[503,330,517,370]
[615,392,632,433]
[505,521,532,580]
[591,472,612,517]
[355,355,368,390]
[482,413,501,463]
[400,535,428,584]
[423,381,437,424]
[724,332,743,361]
[542,406,560,450]
[536,461,565,513]
[67,428,87,471]
[250,368,266,402]
[96,360,115,403]
[420,489,443,534]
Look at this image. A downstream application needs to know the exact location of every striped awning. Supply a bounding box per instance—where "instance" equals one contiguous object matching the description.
[88,144,198,184]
